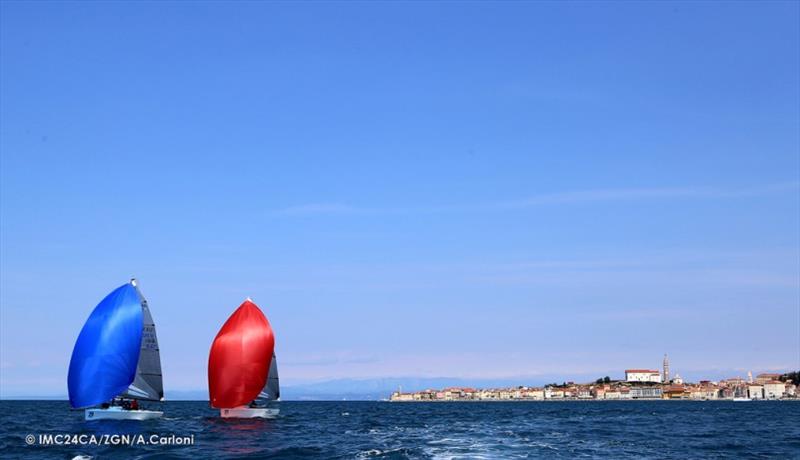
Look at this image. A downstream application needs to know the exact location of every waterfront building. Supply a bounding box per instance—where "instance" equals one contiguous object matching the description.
[529,389,545,400]
[625,369,662,383]
[747,384,764,400]
[703,384,721,399]
[689,384,719,400]
[663,385,688,399]
[763,381,785,399]
[391,391,414,401]
[443,388,463,400]
[630,386,663,399]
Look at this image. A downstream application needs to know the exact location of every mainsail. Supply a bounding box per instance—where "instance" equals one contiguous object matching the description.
[258,353,280,401]
[68,282,143,409]
[208,299,275,408]
[121,280,164,401]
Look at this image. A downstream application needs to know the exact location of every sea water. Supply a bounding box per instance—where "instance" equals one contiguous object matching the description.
[1,400,798,458]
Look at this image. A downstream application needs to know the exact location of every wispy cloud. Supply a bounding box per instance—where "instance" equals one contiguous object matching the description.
[277,181,799,215]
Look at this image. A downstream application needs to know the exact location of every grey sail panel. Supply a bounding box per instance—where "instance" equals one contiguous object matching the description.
[258,354,280,401]
[121,281,164,401]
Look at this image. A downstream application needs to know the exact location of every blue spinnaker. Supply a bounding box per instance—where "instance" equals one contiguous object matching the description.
[68,283,143,409]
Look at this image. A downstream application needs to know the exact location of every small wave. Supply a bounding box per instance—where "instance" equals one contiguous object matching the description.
[529,441,559,451]
[427,437,461,445]
[72,456,92,460]
[356,448,414,459]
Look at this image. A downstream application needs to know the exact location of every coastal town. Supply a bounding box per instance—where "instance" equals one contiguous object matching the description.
[390,356,799,402]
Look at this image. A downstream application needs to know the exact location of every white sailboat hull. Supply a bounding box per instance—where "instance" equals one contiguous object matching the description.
[733,397,752,402]
[220,407,279,419]
[85,407,163,420]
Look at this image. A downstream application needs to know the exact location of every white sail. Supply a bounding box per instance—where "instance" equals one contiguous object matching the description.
[258,353,280,401]
[121,280,164,401]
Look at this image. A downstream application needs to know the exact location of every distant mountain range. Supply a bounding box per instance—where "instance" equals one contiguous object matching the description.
[3,370,785,401]
[167,374,617,401]
[1,376,598,401]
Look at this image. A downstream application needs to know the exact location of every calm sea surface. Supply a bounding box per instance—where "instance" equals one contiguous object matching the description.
[1,400,798,459]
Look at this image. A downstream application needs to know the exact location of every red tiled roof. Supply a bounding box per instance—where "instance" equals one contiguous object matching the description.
[625,369,660,373]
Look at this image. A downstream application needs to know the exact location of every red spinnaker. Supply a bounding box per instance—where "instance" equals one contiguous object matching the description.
[208,299,275,408]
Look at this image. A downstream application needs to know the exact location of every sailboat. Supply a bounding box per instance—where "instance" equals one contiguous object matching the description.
[208,298,280,418]
[68,279,164,420]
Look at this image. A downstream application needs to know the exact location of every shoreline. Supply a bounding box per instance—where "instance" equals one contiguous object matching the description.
[388,398,799,402]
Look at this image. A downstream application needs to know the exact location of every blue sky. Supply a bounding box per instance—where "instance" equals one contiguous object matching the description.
[1,1,798,396]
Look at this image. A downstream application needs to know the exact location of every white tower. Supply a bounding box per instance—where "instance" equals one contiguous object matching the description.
[663,354,670,383]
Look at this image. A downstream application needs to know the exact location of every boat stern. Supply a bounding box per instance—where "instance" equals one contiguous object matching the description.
[85,407,163,421]
[220,406,279,419]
